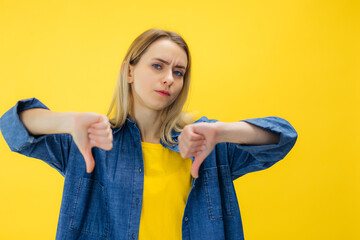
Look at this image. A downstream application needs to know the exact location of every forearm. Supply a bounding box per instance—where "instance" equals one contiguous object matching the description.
[19,108,75,136]
[215,121,280,145]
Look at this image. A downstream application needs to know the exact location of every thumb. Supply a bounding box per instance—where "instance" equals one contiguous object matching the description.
[191,155,204,179]
[81,147,95,173]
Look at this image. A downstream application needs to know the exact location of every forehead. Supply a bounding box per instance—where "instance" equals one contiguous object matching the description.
[141,39,187,67]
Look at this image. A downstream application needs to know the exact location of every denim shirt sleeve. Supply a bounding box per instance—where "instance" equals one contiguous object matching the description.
[227,116,298,181]
[0,98,73,176]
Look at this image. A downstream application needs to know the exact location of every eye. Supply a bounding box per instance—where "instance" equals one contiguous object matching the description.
[174,71,184,77]
[153,63,184,77]
[152,64,161,69]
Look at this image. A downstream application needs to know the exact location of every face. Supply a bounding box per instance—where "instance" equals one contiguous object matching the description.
[127,38,188,114]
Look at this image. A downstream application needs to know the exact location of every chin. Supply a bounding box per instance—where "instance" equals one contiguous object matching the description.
[148,103,167,111]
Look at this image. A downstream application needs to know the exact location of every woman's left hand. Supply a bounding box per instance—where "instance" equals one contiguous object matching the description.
[178,122,219,179]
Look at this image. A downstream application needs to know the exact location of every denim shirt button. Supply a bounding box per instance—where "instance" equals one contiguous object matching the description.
[136,199,139,204]
[139,168,142,173]
[132,233,136,239]
[184,216,188,222]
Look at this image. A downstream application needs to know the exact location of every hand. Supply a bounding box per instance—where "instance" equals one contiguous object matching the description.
[70,112,113,173]
[178,122,218,178]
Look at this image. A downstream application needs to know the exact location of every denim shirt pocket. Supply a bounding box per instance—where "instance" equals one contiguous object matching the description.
[203,165,235,221]
[69,177,110,239]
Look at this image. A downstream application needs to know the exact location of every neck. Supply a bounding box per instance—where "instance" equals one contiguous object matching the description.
[129,107,163,144]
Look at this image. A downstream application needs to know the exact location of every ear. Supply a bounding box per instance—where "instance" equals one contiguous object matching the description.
[121,61,134,84]
[127,64,134,84]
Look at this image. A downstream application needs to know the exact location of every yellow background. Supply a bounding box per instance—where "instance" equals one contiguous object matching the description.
[0,0,359,239]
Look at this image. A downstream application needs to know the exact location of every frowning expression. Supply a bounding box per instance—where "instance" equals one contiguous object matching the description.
[127,38,188,113]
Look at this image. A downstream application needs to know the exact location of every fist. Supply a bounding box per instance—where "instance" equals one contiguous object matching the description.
[71,112,113,173]
[178,122,219,178]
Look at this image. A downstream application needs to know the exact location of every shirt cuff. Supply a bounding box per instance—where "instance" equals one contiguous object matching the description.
[0,98,50,152]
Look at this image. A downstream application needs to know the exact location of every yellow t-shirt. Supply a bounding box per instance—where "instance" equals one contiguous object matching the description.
[138,141,193,240]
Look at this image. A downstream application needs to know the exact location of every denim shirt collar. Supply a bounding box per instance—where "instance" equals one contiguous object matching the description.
[112,117,189,159]
[112,117,181,137]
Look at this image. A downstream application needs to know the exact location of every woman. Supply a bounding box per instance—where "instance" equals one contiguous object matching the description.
[0,28,298,240]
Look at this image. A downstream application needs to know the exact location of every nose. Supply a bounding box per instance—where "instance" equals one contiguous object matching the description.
[162,69,174,86]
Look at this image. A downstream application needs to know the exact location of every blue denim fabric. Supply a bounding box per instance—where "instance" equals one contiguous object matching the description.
[0,98,298,240]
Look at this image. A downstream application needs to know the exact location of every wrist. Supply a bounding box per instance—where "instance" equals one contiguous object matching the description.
[214,121,228,144]
[214,121,247,144]
[60,111,77,135]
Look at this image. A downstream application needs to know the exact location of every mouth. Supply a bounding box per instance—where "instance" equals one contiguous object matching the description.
[155,90,170,97]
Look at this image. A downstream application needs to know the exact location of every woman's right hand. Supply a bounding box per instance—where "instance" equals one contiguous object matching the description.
[70,112,113,173]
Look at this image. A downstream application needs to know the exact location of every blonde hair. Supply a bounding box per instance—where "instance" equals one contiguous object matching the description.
[106,28,196,146]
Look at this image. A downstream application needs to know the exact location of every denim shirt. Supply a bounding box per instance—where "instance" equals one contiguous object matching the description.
[0,98,298,240]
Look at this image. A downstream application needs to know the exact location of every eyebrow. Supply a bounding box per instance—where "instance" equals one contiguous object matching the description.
[152,58,186,70]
